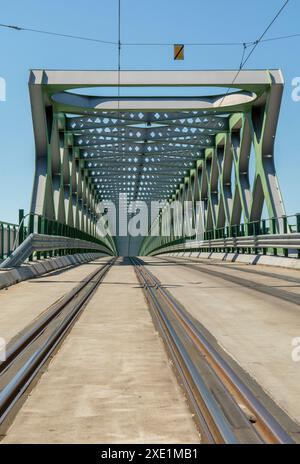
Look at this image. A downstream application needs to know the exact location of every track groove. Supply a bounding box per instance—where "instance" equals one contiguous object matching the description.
[158,256,300,305]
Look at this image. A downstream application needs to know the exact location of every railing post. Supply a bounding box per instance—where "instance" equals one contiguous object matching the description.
[18,209,24,246]
[296,214,300,259]
[51,220,55,254]
[261,219,267,255]
[225,226,229,253]
[28,214,35,262]
[244,222,249,238]
[229,226,234,253]
[0,223,4,260]
[282,215,288,234]
[248,222,253,236]
[262,219,266,235]
[233,225,238,253]
[251,221,259,255]
[29,213,34,234]
[271,217,277,256]
[52,220,57,256]
[245,223,249,252]
[240,224,244,253]
[282,215,288,257]
[37,216,42,260]
[57,222,62,256]
[271,217,277,234]
[7,225,11,257]
[43,216,49,258]
[14,225,18,254]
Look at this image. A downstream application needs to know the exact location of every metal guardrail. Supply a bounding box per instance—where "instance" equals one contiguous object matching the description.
[1,209,116,265]
[0,233,112,268]
[23,212,116,255]
[0,221,22,260]
[149,233,300,258]
[140,214,300,257]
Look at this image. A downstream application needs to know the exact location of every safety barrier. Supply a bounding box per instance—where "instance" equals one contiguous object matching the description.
[148,232,300,258]
[141,214,300,257]
[0,233,112,268]
[23,212,116,257]
[0,209,116,266]
[0,220,25,260]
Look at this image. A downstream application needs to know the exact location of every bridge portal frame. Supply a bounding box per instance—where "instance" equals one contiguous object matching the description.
[28,69,285,255]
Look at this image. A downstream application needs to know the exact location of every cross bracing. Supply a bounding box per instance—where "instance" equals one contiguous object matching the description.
[29,70,285,255]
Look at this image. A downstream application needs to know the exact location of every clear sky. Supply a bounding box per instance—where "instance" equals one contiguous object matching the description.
[0,0,299,224]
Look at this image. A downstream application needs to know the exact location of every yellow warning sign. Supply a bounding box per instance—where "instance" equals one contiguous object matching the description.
[174,44,184,60]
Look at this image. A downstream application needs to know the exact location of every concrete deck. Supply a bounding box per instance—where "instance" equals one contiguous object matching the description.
[142,256,300,426]
[0,256,111,345]
[2,259,199,444]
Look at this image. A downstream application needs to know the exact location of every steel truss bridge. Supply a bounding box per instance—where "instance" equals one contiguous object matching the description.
[2,68,299,265]
[3,70,300,446]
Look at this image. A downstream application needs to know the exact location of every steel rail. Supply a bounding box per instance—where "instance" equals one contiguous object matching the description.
[131,257,295,444]
[131,257,238,444]
[0,257,116,425]
[173,255,300,286]
[158,256,300,306]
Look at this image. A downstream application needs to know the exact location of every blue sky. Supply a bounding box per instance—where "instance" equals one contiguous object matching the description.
[0,0,299,224]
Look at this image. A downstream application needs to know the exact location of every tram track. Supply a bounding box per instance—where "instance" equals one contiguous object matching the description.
[0,257,116,432]
[1,254,298,444]
[156,255,300,306]
[131,256,297,444]
[165,254,300,286]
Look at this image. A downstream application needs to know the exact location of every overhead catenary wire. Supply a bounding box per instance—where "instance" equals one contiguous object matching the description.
[115,0,130,255]
[1,17,300,49]
[117,0,121,121]
[0,23,117,44]
[239,0,291,69]
[217,0,290,108]
[0,24,255,47]
[259,31,300,43]
[117,0,123,177]
[124,40,252,47]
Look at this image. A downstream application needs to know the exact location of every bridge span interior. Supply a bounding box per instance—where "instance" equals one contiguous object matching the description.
[2,70,300,445]
[29,70,285,256]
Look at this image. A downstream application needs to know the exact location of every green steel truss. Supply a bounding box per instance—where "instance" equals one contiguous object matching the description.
[28,70,285,256]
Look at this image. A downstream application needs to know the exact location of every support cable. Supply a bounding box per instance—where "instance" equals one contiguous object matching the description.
[217,0,290,109]
[2,17,300,49]
[0,23,117,44]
